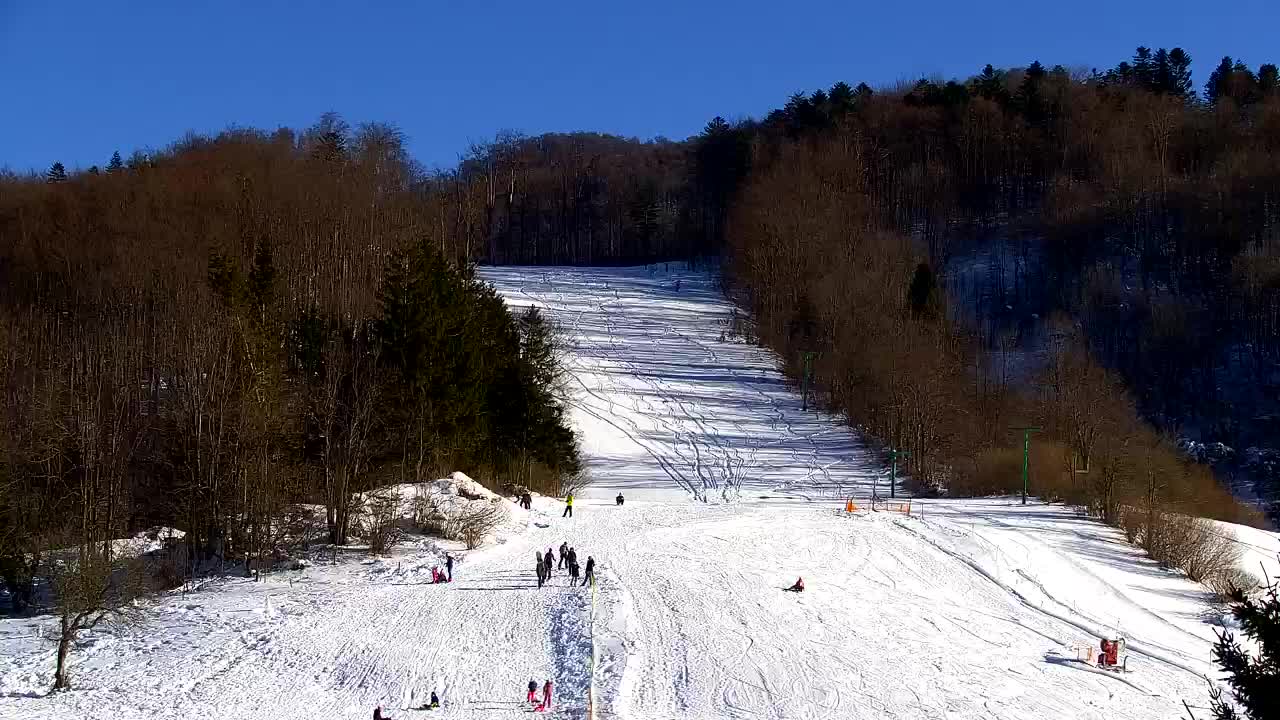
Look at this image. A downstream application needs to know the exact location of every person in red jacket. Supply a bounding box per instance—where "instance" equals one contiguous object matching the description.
[785,577,804,592]
[542,679,553,709]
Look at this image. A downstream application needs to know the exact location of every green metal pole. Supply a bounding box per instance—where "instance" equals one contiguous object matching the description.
[1022,430,1029,505]
[890,450,897,499]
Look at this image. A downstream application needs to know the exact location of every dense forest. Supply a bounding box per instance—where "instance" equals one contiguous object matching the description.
[0,122,579,612]
[3,45,1278,616]
[722,49,1280,529]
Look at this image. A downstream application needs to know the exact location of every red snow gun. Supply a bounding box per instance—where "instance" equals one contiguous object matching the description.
[1076,637,1128,672]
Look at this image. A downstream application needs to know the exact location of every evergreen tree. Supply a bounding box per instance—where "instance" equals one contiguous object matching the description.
[1167,48,1194,97]
[107,151,124,173]
[1210,575,1280,720]
[46,162,67,183]
[1132,47,1154,89]
[1016,61,1048,126]
[1259,64,1279,97]
[87,166,99,175]
[828,81,855,115]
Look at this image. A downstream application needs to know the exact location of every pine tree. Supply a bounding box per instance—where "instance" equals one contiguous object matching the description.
[46,162,67,183]
[1259,64,1279,98]
[1167,48,1194,97]
[107,151,124,173]
[828,81,855,115]
[1132,47,1154,90]
[1210,575,1280,720]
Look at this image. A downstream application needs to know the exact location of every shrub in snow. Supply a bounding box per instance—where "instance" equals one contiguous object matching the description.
[414,473,510,549]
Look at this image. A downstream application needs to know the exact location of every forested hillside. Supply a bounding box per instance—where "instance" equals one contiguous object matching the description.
[0,123,579,610]
[721,49,1280,526]
[3,45,1277,609]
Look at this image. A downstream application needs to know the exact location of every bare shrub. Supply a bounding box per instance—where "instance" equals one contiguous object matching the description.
[415,490,505,550]
[1145,512,1241,584]
[1206,567,1261,603]
[49,549,154,690]
[360,487,403,556]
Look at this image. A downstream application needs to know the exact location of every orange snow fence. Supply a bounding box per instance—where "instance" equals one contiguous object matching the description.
[871,499,912,515]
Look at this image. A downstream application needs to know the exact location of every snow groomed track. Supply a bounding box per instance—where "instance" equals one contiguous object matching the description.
[2,264,1276,720]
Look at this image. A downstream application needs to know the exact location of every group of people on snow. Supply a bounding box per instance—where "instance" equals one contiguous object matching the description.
[429,554,454,584]
[537,543,595,588]
[527,678,554,712]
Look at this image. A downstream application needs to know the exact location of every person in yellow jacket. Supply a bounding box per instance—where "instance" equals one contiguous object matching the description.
[562,493,574,518]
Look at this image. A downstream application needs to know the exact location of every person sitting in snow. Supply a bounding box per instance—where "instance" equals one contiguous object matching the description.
[430,567,440,584]
[429,691,440,709]
[785,577,804,592]
[616,492,624,506]
[527,679,538,703]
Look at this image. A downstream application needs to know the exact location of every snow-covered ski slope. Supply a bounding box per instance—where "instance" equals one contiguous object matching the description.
[2,265,1276,720]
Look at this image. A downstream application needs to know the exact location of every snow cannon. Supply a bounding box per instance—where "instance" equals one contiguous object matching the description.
[1075,637,1128,672]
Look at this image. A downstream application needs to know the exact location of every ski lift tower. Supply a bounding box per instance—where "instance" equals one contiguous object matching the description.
[1011,426,1042,505]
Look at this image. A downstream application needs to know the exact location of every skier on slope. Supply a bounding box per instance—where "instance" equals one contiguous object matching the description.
[582,556,595,587]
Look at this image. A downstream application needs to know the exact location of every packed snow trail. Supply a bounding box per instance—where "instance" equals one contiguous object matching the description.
[3,264,1277,720]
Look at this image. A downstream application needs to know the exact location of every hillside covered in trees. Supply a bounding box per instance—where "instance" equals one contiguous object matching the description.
[3,45,1278,611]
[0,123,580,610]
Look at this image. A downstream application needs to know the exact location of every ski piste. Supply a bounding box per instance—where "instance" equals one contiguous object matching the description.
[1,264,1275,719]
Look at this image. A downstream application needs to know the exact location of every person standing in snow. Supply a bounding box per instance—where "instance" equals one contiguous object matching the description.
[536,552,546,588]
[616,492,624,506]
[542,679,553,709]
[544,547,555,577]
[445,554,453,582]
[562,493,574,518]
[566,546,577,571]
[568,559,580,584]
[527,679,538,703]
[582,556,595,587]
[558,542,569,569]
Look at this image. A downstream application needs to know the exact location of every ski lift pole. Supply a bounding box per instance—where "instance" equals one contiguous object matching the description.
[889,448,910,499]
[1011,426,1042,505]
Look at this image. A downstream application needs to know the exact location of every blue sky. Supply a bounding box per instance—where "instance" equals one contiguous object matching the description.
[2,0,1277,173]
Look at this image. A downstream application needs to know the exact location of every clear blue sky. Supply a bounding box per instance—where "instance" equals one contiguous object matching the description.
[3,0,1277,173]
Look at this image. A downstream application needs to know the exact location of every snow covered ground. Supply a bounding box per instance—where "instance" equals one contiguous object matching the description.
[2,264,1276,720]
